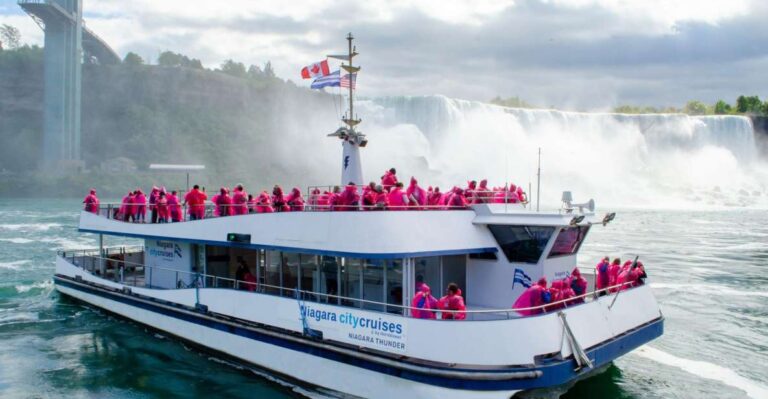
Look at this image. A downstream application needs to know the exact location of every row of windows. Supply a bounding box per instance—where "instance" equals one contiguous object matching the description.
[202,247,467,313]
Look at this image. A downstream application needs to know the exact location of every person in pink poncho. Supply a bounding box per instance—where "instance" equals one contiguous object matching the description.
[272,185,289,212]
[374,185,389,210]
[387,182,408,210]
[475,179,492,204]
[464,180,478,204]
[438,283,467,320]
[607,258,622,292]
[568,267,588,304]
[213,187,232,217]
[512,277,551,316]
[337,183,360,211]
[308,188,321,211]
[256,191,274,213]
[232,184,249,215]
[184,185,207,220]
[362,183,377,210]
[83,189,99,214]
[381,168,398,192]
[406,177,427,209]
[286,187,305,212]
[410,284,438,319]
[148,186,160,223]
[134,189,147,223]
[119,192,133,222]
[167,190,182,222]
[448,188,469,209]
[156,191,170,223]
[427,187,442,208]
[595,256,610,295]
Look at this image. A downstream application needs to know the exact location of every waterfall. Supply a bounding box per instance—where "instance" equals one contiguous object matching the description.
[349,95,767,208]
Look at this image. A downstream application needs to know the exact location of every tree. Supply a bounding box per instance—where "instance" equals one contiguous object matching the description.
[123,52,144,66]
[247,64,263,79]
[219,59,246,78]
[157,51,203,69]
[714,100,731,115]
[0,24,21,50]
[736,95,762,114]
[264,61,276,78]
[683,100,707,115]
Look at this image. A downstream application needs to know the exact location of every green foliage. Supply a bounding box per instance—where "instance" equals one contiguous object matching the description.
[0,24,21,50]
[714,100,732,115]
[219,59,247,78]
[157,51,203,69]
[736,95,762,114]
[683,100,707,115]
[264,61,276,78]
[123,52,144,66]
[489,95,535,108]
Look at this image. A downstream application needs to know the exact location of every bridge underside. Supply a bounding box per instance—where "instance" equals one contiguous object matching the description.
[19,0,120,168]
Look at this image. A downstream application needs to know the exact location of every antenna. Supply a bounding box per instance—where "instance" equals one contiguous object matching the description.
[536,147,541,212]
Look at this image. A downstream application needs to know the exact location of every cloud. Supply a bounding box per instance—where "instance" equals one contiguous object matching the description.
[2,0,767,108]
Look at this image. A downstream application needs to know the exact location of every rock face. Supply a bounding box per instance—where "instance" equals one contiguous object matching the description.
[751,116,768,158]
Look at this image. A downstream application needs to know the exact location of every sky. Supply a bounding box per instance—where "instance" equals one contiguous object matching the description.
[2,0,767,110]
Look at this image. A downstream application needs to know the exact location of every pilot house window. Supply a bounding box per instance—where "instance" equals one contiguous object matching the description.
[488,225,554,263]
[548,226,590,258]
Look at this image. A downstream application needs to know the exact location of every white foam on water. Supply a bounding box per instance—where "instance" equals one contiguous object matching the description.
[0,260,30,270]
[634,346,768,399]
[0,223,62,232]
[0,238,35,244]
[0,312,39,325]
[651,283,768,298]
[15,280,53,294]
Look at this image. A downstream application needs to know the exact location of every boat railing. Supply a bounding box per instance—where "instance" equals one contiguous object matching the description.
[91,201,474,223]
[59,250,639,321]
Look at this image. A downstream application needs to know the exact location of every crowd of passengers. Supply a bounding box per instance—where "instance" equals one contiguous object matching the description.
[511,259,647,316]
[82,167,529,222]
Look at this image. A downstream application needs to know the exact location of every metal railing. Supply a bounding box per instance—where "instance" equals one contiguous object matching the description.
[60,250,640,321]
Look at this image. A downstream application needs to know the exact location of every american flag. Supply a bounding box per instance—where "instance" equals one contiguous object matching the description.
[341,73,356,89]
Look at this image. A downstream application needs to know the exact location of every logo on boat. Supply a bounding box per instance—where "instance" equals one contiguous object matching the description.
[344,155,350,170]
[300,304,406,352]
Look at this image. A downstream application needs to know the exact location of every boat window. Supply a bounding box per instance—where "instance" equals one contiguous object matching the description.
[442,255,467,300]
[469,252,497,260]
[548,226,591,258]
[386,259,403,314]
[413,256,441,296]
[264,251,281,295]
[319,256,341,304]
[340,258,363,307]
[300,254,320,300]
[281,252,299,297]
[362,259,385,311]
[488,225,555,264]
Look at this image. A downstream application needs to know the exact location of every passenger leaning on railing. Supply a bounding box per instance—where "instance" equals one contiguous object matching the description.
[362,183,377,210]
[595,256,610,295]
[381,167,398,192]
[156,191,170,223]
[286,187,306,211]
[83,189,99,214]
[411,283,438,319]
[568,268,588,304]
[272,185,289,212]
[438,283,467,320]
[338,182,360,211]
[168,190,183,222]
[406,177,427,209]
[149,186,159,223]
[512,278,551,316]
[232,184,249,215]
[184,185,208,220]
[213,187,232,217]
[388,182,409,210]
[135,189,147,223]
[256,191,274,213]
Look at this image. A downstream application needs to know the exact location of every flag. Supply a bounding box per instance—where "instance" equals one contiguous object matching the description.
[340,73,356,89]
[301,60,330,79]
[513,268,532,289]
[311,70,340,89]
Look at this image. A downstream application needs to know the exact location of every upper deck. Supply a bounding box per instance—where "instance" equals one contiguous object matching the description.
[82,202,605,259]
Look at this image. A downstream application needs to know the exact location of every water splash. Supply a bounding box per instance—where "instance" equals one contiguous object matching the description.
[351,95,767,208]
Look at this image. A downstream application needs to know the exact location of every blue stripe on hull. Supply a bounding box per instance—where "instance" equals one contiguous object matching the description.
[54,276,663,392]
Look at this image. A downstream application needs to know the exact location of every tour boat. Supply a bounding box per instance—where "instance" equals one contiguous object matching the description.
[54,34,663,398]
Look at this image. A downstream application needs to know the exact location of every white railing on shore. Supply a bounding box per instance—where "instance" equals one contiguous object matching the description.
[59,249,639,321]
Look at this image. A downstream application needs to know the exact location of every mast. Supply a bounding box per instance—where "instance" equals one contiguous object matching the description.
[329,32,365,186]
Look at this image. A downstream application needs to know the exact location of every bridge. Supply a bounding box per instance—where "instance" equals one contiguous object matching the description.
[18,0,121,168]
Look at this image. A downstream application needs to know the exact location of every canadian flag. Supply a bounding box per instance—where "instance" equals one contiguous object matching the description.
[301,59,330,79]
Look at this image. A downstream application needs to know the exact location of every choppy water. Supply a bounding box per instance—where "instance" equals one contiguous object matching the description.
[0,199,766,399]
